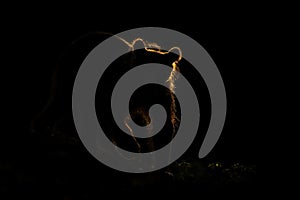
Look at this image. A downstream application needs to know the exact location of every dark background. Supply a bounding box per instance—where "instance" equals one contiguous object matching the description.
[2,12,259,199]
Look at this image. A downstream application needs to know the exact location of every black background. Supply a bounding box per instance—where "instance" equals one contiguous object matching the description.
[2,10,259,199]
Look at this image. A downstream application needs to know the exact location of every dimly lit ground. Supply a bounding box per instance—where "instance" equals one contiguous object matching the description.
[1,130,257,199]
